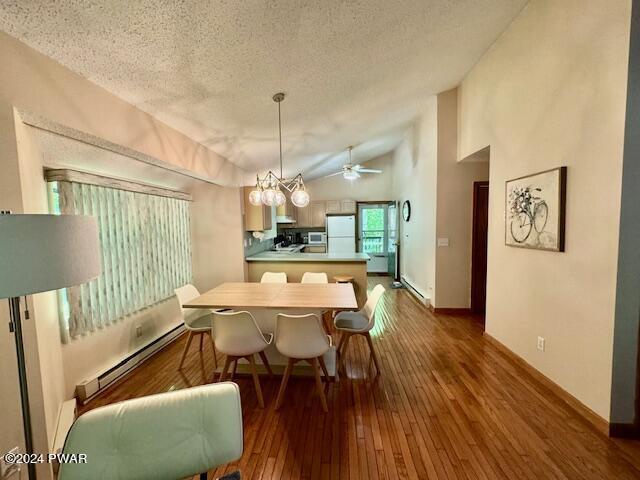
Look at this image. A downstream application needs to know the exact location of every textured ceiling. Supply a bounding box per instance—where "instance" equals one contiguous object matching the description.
[0,0,527,180]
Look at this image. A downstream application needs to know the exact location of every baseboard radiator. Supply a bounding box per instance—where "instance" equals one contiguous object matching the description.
[76,324,185,403]
[401,276,429,306]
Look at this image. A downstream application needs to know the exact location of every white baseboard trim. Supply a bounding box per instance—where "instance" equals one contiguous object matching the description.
[76,324,185,404]
[401,276,430,306]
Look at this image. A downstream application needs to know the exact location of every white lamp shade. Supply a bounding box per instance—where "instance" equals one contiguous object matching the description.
[0,214,101,299]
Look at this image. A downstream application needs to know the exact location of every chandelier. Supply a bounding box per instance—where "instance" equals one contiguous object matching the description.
[248,93,310,208]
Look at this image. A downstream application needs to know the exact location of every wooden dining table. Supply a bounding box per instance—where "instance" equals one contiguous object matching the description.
[183,282,358,377]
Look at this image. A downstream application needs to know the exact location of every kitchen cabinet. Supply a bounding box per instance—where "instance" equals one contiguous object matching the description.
[326,200,341,214]
[243,186,272,231]
[341,199,356,214]
[304,245,327,253]
[295,204,311,227]
[310,201,326,228]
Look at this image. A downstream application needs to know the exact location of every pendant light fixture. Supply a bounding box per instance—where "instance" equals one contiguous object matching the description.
[249,93,310,208]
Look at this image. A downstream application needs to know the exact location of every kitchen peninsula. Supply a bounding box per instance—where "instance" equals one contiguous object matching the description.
[245,251,369,307]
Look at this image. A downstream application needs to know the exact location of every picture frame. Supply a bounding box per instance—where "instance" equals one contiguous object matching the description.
[505,166,567,251]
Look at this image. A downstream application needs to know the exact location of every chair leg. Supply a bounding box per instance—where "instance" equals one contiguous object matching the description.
[259,351,274,378]
[207,331,218,369]
[218,356,233,383]
[230,358,238,381]
[275,358,295,410]
[365,332,381,374]
[199,333,204,351]
[248,354,265,408]
[318,355,330,381]
[311,358,329,413]
[339,333,351,372]
[178,331,194,370]
[337,332,347,354]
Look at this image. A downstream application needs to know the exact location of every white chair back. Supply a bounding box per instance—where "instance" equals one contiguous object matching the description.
[175,284,209,330]
[301,272,328,283]
[261,272,288,283]
[361,284,385,329]
[276,313,331,359]
[59,383,243,480]
[175,284,200,314]
[213,311,271,357]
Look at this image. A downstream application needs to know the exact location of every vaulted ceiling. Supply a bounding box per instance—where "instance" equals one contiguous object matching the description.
[0,1,527,180]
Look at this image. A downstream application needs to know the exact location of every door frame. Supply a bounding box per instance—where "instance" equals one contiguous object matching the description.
[470,181,489,314]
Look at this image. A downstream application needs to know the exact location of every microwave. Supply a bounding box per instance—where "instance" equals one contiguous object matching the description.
[308,232,327,245]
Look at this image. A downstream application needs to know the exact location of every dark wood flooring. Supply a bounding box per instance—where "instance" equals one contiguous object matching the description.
[80,278,640,479]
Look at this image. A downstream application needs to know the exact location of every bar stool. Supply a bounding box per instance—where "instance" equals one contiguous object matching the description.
[333,275,354,284]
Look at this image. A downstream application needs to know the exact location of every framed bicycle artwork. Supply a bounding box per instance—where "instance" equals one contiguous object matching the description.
[505,167,567,251]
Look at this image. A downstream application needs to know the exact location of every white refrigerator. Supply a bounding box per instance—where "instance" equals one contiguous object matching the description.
[327,215,356,254]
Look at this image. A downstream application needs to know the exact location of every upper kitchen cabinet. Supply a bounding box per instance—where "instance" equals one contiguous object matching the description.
[341,199,356,214]
[243,186,273,231]
[326,200,341,214]
[326,199,356,214]
[296,204,311,227]
[310,201,326,228]
[276,191,297,224]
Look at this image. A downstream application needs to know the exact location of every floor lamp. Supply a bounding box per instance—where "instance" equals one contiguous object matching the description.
[0,214,101,480]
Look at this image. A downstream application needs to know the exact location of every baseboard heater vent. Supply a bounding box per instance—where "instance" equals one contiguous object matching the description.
[401,276,429,306]
[76,324,185,404]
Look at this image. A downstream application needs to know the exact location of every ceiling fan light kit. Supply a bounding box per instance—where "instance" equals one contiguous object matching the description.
[324,145,383,181]
[249,93,310,208]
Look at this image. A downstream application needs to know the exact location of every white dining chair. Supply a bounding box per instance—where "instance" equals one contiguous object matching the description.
[274,313,332,412]
[301,272,328,283]
[301,271,332,333]
[213,310,274,408]
[175,284,218,370]
[261,271,288,283]
[334,284,386,375]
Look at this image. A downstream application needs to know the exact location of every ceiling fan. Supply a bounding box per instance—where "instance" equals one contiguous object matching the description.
[324,146,382,180]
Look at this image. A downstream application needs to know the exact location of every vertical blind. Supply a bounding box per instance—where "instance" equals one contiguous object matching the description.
[49,180,192,342]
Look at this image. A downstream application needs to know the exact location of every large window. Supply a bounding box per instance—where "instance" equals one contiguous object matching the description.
[47,173,192,342]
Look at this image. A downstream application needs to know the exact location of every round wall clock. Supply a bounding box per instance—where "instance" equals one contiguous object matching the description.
[402,200,411,222]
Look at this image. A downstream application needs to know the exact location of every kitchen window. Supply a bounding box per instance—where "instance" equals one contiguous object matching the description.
[47,170,192,342]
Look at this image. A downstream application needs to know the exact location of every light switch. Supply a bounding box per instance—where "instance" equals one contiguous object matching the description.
[437,237,449,247]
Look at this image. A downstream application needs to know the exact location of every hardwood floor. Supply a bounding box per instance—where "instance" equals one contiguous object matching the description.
[80,278,640,479]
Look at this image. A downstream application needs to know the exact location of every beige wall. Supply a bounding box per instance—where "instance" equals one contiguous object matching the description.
[306,153,395,201]
[392,99,438,300]
[435,89,489,308]
[457,0,631,419]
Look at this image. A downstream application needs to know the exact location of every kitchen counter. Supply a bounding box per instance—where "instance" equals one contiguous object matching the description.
[245,251,370,306]
[246,251,370,262]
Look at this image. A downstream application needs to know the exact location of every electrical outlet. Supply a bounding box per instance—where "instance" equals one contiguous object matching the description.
[135,325,143,338]
[537,336,545,351]
[0,447,21,477]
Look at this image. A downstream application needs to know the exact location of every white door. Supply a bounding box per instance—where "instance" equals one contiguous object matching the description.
[328,236,355,254]
[358,204,389,273]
